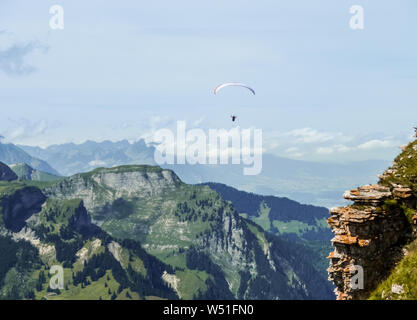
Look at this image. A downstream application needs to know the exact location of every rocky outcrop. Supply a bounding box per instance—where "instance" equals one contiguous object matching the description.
[328,184,415,300]
[1,186,46,232]
[328,139,417,300]
[11,227,56,264]
[68,200,101,235]
[0,161,18,181]
[45,166,181,213]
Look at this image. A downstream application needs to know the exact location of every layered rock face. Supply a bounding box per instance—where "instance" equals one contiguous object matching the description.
[328,184,415,299]
[45,166,181,212]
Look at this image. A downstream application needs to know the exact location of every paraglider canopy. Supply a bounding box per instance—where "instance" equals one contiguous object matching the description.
[214,83,255,95]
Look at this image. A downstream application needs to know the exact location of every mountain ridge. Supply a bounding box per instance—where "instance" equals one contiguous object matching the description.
[19,139,390,207]
[0,143,60,176]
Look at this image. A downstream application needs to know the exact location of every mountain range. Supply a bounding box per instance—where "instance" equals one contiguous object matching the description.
[0,138,397,300]
[0,162,334,300]
[0,143,60,176]
[18,140,390,207]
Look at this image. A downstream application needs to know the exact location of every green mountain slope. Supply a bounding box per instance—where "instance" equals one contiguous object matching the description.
[202,182,333,282]
[0,162,334,300]
[202,182,331,239]
[9,163,62,182]
[369,238,417,300]
[0,180,179,300]
[43,165,334,299]
[367,139,417,300]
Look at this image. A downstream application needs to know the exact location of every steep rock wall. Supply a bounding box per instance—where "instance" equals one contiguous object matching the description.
[328,178,417,299]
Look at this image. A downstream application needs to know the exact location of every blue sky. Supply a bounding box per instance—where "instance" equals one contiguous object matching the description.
[0,0,416,162]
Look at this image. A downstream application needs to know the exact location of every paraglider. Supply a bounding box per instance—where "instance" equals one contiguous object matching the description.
[214,83,255,122]
[214,82,256,95]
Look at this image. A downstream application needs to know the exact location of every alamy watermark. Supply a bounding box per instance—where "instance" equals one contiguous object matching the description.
[153,121,263,176]
[350,5,364,30]
[49,5,64,30]
[350,265,364,290]
[47,5,365,32]
[49,265,64,290]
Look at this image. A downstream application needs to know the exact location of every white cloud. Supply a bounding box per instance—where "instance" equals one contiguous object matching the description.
[283,128,340,144]
[88,160,107,167]
[285,147,299,153]
[357,139,398,150]
[0,32,48,76]
[192,117,205,127]
[316,147,334,155]
[2,118,57,143]
[149,115,173,128]
[334,144,351,152]
[285,147,304,158]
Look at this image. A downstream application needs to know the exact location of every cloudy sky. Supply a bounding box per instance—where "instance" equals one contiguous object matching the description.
[0,0,416,162]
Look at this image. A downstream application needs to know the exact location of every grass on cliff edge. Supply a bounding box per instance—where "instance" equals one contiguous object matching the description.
[380,139,417,191]
[369,239,417,300]
[0,181,26,195]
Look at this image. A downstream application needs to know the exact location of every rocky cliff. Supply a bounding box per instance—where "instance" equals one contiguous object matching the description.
[44,165,181,215]
[328,139,417,300]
